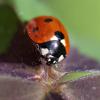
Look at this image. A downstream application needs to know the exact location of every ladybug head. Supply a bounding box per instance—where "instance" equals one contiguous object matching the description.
[38,31,66,66]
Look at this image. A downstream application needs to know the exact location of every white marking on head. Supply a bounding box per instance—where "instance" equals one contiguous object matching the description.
[61,39,66,46]
[50,35,58,41]
[48,58,51,62]
[58,55,64,62]
[41,48,49,55]
[53,61,57,64]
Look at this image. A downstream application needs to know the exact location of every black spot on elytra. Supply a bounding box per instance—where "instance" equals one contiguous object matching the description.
[44,18,53,23]
[32,27,39,32]
[55,31,64,40]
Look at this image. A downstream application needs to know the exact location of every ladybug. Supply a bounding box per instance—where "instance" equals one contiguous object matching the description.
[25,16,70,66]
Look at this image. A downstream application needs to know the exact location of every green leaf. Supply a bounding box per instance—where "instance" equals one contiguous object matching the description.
[58,70,100,84]
[9,0,53,21]
[0,5,19,53]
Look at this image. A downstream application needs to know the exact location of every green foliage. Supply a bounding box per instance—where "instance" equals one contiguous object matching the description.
[9,0,53,21]
[0,5,18,53]
[58,71,100,84]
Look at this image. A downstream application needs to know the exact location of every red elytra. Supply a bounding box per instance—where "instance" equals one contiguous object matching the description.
[26,16,70,55]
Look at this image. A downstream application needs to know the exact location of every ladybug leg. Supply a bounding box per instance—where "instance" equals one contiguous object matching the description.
[26,67,48,81]
[26,75,41,81]
[26,60,49,81]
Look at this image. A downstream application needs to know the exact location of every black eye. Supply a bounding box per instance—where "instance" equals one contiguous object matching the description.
[55,31,64,40]
[32,27,39,32]
[44,18,53,23]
